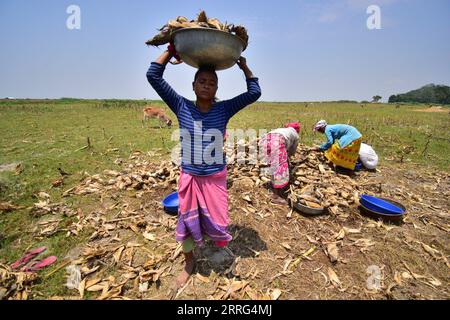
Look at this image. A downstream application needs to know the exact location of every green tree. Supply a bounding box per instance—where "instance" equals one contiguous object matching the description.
[372,95,382,103]
[389,84,450,104]
[388,95,398,103]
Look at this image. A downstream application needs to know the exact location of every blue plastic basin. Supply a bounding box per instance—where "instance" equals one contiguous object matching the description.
[360,194,405,215]
[162,192,179,214]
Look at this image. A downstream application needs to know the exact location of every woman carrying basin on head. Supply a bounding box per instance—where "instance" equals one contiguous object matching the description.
[146,44,261,288]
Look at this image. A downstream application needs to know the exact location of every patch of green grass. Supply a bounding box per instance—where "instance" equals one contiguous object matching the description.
[0,100,175,201]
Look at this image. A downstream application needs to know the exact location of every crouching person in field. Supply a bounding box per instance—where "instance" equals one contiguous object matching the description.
[259,122,301,205]
[313,120,363,171]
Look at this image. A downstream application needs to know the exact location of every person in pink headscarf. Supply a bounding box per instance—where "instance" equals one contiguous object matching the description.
[259,122,301,204]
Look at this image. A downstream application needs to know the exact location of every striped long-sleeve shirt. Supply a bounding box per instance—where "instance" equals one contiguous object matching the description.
[147,62,261,176]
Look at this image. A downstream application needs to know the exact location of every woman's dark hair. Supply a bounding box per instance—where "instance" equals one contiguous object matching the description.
[194,66,218,82]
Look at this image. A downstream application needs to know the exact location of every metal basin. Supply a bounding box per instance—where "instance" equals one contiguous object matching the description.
[173,28,245,70]
[291,199,326,216]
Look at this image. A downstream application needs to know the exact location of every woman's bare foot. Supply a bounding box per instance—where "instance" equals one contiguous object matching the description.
[269,192,287,205]
[176,252,195,289]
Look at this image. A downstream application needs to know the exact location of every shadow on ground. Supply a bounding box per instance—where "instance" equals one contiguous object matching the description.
[195,224,267,278]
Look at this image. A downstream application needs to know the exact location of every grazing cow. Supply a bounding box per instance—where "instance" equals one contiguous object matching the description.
[142,106,172,128]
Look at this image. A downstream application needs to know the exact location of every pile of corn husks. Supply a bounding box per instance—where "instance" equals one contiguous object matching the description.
[10,146,448,300]
[145,10,249,49]
[225,140,368,215]
[288,146,362,213]
[63,153,179,198]
[61,143,369,217]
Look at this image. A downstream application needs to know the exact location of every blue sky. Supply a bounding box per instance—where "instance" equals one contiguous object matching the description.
[0,0,449,102]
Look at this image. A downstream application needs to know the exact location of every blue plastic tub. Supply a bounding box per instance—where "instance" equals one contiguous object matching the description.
[360,194,405,215]
[162,192,179,214]
[359,197,406,222]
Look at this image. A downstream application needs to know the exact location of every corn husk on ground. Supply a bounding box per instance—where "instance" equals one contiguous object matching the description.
[145,10,249,49]
[0,264,38,300]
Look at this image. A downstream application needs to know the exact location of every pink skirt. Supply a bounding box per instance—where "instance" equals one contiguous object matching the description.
[175,168,232,247]
[260,133,289,189]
